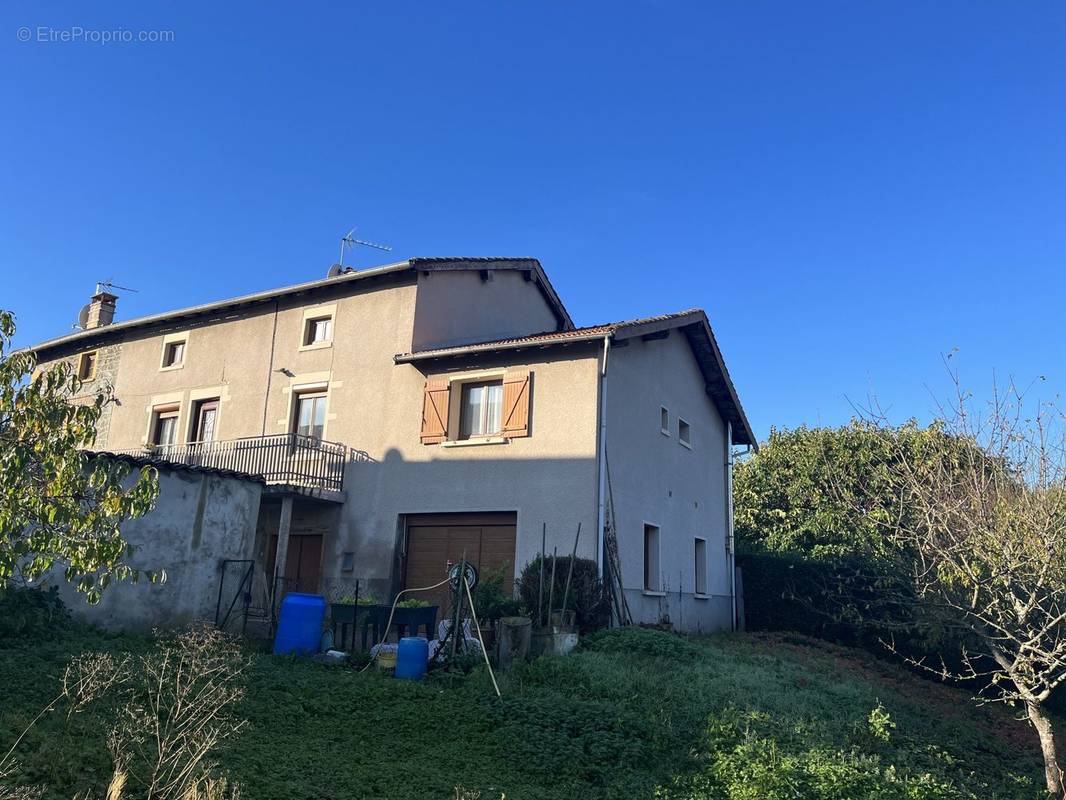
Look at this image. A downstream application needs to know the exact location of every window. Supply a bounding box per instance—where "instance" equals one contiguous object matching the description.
[660,407,669,435]
[459,380,503,439]
[294,392,327,440]
[304,316,333,346]
[162,340,186,368]
[151,406,180,448]
[678,418,691,448]
[643,524,661,592]
[190,399,219,443]
[77,351,97,380]
[694,538,707,596]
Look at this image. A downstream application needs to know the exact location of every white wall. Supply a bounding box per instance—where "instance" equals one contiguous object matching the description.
[605,331,732,633]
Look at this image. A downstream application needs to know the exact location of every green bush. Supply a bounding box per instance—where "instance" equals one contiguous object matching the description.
[581,626,705,662]
[0,586,70,638]
[517,556,609,633]
[472,566,522,620]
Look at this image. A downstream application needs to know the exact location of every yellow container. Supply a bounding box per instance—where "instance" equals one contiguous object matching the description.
[376,650,397,670]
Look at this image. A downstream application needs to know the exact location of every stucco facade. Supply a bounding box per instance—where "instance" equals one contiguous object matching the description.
[31,258,754,633]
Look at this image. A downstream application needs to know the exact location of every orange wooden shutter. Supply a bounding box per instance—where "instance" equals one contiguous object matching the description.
[420,379,450,444]
[501,371,531,437]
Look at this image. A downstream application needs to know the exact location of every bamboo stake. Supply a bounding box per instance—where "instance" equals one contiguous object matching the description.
[538,522,546,627]
[559,523,581,625]
[547,547,558,628]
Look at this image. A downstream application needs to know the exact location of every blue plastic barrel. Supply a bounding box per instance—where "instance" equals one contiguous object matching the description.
[395,636,429,680]
[273,593,326,656]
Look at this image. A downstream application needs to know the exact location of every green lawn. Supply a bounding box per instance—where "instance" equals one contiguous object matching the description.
[0,624,1048,799]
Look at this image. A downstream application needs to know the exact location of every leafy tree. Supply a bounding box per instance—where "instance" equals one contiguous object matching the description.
[0,310,159,602]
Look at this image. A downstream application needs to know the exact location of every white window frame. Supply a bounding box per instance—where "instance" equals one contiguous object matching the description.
[643,522,663,594]
[299,304,337,352]
[678,418,692,449]
[694,537,708,598]
[159,332,188,372]
[293,390,329,441]
[457,378,505,440]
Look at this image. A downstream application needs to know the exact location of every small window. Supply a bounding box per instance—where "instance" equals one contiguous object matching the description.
[151,406,180,448]
[694,538,707,596]
[294,392,328,440]
[678,418,691,448]
[459,380,504,439]
[77,351,97,380]
[190,398,219,443]
[162,340,186,368]
[304,316,333,346]
[341,552,355,572]
[643,524,661,592]
[660,407,669,435]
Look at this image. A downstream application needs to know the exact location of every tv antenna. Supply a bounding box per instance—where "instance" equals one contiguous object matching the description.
[339,229,392,269]
[95,279,139,295]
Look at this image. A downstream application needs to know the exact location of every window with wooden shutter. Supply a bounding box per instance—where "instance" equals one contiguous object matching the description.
[420,378,450,444]
[501,370,532,438]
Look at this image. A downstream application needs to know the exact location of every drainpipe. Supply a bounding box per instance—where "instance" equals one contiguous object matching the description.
[726,421,737,631]
[595,334,611,579]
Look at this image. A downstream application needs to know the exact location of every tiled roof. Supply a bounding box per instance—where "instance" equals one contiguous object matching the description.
[395,309,702,360]
[394,307,757,448]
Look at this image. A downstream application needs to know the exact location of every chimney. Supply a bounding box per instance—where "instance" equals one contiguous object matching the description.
[84,290,118,329]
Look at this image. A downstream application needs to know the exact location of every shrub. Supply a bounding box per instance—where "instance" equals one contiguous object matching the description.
[471,567,522,620]
[0,586,71,638]
[517,556,609,633]
[581,626,705,662]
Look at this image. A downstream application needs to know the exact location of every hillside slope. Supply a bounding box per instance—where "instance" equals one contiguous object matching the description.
[0,624,1047,799]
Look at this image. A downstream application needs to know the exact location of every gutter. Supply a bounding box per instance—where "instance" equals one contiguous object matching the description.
[727,421,737,632]
[595,334,611,579]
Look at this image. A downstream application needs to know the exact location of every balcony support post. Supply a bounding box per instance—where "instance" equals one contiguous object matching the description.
[272,496,294,598]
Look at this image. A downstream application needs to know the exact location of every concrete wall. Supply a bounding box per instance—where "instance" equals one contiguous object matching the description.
[411,269,561,351]
[49,465,263,631]
[605,332,732,633]
[333,344,603,600]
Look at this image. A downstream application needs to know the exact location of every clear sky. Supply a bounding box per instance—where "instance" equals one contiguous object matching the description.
[2,2,1063,441]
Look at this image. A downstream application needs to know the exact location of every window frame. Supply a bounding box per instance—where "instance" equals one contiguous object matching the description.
[151,405,181,448]
[293,390,328,441]
[643,523,662,593]
[678,418,692,449]
[660,406,670,436]
[694,537,708,597]
[189,398,220,443]
[303,315,334,347]
[77,351,98,381]
[160,339,187,370]
[458,379,505,440]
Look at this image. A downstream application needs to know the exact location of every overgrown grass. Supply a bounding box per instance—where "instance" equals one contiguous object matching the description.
[0,624,1047,799]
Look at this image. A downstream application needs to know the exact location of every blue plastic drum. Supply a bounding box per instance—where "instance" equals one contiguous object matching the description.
[273,593,326,656]
[395,636,429,680]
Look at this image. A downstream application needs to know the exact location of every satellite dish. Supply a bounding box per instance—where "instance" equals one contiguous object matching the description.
[326,264,344,278]
[77,304,91,329]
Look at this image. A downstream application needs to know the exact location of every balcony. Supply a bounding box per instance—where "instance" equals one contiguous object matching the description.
[110,433,350,493]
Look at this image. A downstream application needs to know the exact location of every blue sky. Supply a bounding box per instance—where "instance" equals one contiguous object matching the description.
[2,2,1063,441]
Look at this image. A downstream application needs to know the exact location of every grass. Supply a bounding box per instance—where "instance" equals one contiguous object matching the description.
[0,623,1049,799]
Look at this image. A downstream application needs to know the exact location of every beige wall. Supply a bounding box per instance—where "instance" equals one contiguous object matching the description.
[411,269,561,351]
[605,331,732,633]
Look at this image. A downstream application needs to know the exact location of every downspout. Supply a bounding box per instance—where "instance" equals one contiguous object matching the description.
[595,334,611,579]
[726,421,737,631]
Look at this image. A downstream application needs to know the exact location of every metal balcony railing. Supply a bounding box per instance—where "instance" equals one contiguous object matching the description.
[110,433,348,492]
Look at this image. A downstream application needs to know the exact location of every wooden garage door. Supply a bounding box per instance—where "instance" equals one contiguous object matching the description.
[404,513,517,615]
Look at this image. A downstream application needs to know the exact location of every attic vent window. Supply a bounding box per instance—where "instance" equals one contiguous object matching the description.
[77,351,97,380]
[304,316,333,346]
[678,418,691,448]
[162,340,186,369]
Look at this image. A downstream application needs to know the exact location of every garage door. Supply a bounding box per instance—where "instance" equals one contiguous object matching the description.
[404,512,517,615]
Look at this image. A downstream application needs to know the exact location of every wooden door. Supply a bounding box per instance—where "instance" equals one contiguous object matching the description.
[268,534,323,595]
[403,513,516,616]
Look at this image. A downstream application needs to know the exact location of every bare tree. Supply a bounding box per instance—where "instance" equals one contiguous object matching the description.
[110,624,248,800]
[866,370,1066,797]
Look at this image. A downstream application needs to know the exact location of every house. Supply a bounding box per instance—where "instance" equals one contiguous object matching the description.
[29,258,756,633]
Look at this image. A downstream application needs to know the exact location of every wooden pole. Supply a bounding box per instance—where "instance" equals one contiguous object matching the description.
[559,523,581,625]
[450,556,467,662]
[547,547,558,628]
[538,522,546,627]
